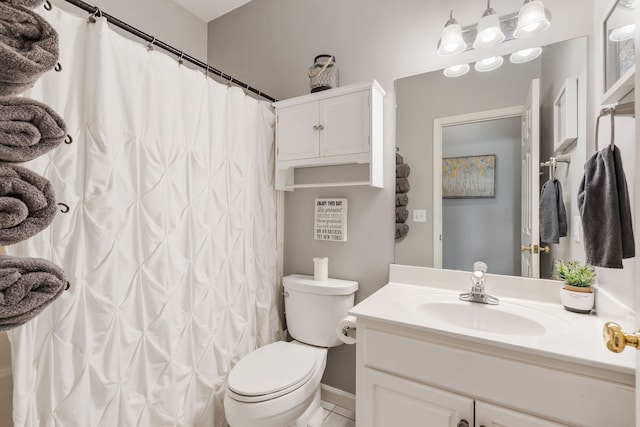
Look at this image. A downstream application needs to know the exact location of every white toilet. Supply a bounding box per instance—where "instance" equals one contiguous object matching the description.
[224,274,358,427]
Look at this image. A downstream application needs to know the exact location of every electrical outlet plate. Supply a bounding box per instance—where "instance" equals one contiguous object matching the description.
[413,209,427,223]
[573,215,581,242]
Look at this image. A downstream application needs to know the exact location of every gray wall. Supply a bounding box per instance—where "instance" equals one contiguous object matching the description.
[442,118,521,276]
[207,0,595,394]
[51,0,208,62]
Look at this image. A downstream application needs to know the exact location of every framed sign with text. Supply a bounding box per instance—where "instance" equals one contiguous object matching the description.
[314,198,347,242]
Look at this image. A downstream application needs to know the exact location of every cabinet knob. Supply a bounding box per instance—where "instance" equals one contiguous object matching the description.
[457,420,469,427]
[313,124,325,131]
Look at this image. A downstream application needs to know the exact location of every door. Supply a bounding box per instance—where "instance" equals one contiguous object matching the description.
[320,90,370,157]
[520,79,541,278]
[362,368,474,427]
[276,101,319,161]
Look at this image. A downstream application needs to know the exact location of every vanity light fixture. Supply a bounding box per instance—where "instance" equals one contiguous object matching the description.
[436,1,552,58]
[443,63,470,78]
[473,0,506,49]
[513,0,551,38]
[509,47,542,63]
[437,10,466,56]
[609,24,636,42]
[475,56,504,72]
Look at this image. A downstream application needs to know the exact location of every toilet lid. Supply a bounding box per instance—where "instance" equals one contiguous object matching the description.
[227,341,319,398]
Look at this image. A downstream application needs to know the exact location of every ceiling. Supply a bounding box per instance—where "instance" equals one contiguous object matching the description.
[172,0,253,22]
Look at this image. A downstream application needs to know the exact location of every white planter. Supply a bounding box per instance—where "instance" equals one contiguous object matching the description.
[560,286,594,313]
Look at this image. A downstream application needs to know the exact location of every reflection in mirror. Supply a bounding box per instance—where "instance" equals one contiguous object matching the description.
[395,37,588,279]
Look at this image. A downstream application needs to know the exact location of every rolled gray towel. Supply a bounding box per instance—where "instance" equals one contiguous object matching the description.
[396,163,410,178]
[0,0,45,8]
[396,206,408,223]
[395,223,409,239]
[0,165,56,245]
[396,177,410,193]
[0,97,67,162]
[0,254,66,331]
[396,193,408,207]
[0,3,59,96]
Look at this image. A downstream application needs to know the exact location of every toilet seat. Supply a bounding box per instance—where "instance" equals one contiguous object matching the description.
[227,341,322,403]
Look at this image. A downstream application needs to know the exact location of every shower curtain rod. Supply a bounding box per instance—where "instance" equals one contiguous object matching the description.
[59,0,278,102]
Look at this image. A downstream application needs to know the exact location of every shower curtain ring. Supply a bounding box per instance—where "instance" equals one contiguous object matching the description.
[64,134,73,144]
[146,37,156,51]
[205,66,210,78]
[178,51,184,65]
[54,63,62,72]
[44,0,52,10]
[58,203,69,213]
[65,281,71,291]
[88,6,101,23]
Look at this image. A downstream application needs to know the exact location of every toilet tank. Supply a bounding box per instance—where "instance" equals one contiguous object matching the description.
[283,274,358,347]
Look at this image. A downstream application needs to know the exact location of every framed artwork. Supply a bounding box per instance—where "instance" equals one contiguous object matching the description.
[553,78,578,153]
[602,0,635,104]
[442,155,495,199]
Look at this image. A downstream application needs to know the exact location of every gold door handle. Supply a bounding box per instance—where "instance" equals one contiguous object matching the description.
[540,245,550,254]
[603,322,640,353]
[521,244,539,254]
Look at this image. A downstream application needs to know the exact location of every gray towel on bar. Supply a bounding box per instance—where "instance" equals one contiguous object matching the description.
[396,177,410,193]
[0,0,45,9]
[395,223,409,239]
[396,206,409,223]
[0,164,56,245]
[0,96,67,162]
[0,3,59,96]
[396,193,408,207]
[578,146,635,268]
[0,254,66,331]
[396,163,410,178]
[540,178,567,244]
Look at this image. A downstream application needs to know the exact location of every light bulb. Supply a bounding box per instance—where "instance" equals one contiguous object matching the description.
[437,10,467,56]
[444,63,470,77]
[514,0,551,38]
[510,47,542,63]
[475,56,504,72]
[473,2,505,49]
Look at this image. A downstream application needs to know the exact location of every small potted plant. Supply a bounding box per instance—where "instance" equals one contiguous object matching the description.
[554,260,596,313]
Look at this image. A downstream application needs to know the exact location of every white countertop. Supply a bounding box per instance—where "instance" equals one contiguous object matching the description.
[350,280,635,377]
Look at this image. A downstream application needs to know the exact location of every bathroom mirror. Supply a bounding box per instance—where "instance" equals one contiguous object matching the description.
[394,36,588,279]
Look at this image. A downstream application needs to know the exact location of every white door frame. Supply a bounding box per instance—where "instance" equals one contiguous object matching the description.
[432,105,523,269]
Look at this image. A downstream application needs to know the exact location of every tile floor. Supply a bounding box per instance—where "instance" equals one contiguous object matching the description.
[321,400,356,427]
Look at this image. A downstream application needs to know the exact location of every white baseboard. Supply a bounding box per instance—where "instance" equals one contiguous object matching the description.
[320,383,355,412]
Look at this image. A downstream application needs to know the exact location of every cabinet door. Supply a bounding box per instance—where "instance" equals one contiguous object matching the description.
[320,90,370,157]
[475,401,567,427]
[362,368,474,427]
[276,101,319,161]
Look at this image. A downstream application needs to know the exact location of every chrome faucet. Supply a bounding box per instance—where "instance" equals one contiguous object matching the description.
[459,261,499,305]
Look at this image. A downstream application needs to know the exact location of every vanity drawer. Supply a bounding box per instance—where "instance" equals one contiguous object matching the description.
[360,325,633,426]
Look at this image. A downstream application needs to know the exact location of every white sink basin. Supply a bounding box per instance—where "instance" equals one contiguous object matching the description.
[415,297,571,337]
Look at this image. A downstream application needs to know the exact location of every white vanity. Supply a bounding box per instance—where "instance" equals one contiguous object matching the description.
[350,265,635,426]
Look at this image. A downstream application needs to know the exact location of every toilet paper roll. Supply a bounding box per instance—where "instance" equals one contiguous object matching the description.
[313,257,328,281]
[336,315,357,345]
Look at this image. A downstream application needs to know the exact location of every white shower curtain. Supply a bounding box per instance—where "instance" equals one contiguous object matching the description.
[7,6,281,427]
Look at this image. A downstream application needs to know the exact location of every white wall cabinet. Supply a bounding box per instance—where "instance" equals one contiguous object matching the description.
[356,323,633,427]
[274,81,384,190]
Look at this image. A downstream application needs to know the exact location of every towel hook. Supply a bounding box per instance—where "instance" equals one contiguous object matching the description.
[54,63,62,72]
[146,37,156,51]
[58,203,69,213]
[44,0,52,11]
[64,134,73,145]
[88,6,102,23]
[65,281,70,291]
